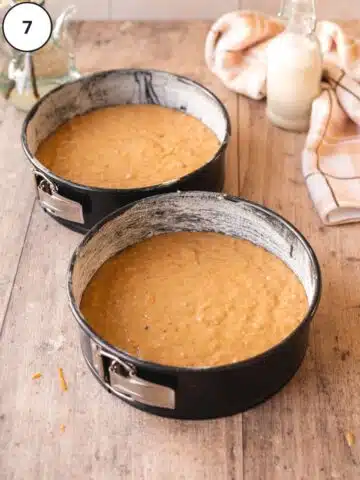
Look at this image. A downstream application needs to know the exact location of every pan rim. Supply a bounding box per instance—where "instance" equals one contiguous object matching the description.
[67,191,322,375]
[21,68,231,194]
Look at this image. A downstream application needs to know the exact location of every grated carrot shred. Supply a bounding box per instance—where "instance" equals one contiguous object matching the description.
[345,431,356,447]
[58,368,68,392]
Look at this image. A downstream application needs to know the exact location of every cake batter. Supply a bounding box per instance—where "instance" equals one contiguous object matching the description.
[36,104,220,189]
[80,232,308,368]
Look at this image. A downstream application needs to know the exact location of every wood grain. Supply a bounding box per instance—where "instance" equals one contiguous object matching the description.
[0,101,34,333]
[0,22,81,335]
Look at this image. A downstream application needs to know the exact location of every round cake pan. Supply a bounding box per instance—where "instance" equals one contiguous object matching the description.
[67,191,321,420]
[21,69,230,233]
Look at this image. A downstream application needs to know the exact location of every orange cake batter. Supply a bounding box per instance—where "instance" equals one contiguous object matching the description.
[36,105,220,189]
[80,232,308,368]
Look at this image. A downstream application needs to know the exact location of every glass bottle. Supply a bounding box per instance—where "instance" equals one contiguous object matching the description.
[0,0,80,111]
[266,0,322,132]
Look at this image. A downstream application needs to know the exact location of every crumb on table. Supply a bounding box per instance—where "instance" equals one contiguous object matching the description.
[32,372,42,380]
[60,424,66,433]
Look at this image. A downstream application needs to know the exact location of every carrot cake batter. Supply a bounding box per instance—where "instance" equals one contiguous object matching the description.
[36,105,220,189]
[80,232,308,368]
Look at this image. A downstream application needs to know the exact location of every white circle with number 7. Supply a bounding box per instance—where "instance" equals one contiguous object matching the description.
[2,2,53,52]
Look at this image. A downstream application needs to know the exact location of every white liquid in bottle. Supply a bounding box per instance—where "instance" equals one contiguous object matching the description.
[266,0,322,132]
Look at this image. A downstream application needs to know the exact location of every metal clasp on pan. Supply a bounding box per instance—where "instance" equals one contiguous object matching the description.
[32,170,85,224]
[93,346,176,410]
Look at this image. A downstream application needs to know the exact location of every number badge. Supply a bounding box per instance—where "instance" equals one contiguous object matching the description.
[2,1,53,52]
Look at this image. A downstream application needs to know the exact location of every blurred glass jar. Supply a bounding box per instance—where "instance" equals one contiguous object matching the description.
[266,0,322,132]
[0,0,80,111]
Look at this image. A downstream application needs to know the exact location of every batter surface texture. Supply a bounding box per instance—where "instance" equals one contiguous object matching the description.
[80,232,308,368]
[36,105,220,189]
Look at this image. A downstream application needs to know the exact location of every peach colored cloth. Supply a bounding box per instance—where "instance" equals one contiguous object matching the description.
[205,11,360,225]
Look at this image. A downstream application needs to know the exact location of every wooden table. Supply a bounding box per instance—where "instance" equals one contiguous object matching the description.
[1,20,360,480]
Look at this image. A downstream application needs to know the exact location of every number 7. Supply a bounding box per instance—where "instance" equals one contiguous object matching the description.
[22,20,32,34]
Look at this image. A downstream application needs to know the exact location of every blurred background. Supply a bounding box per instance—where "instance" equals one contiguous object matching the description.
[46,0,354,21]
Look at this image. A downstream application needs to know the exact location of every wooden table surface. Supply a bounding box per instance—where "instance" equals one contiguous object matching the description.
[1,20,360,480]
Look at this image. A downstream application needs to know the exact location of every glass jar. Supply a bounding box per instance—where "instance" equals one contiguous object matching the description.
[0,0,80,111]
[266,0,322,132]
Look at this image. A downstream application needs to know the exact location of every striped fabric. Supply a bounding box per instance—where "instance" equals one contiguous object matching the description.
[205,11,360,225]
